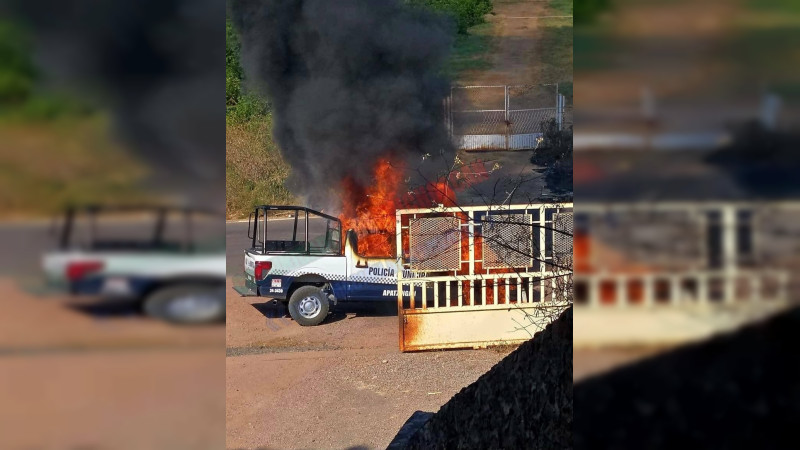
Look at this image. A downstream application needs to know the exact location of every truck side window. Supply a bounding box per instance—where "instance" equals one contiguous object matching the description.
[308,213,341,255]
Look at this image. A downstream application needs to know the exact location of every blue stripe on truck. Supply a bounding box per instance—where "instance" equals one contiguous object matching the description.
[255,276,422,302]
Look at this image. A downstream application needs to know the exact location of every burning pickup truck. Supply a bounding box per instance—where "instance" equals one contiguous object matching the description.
[234,205,416,326]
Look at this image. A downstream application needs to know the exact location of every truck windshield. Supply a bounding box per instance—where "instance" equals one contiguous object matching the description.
[251,207,342,255]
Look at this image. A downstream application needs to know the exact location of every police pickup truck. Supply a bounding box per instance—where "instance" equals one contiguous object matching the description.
[234,205,416,326]
[42,205,226,323]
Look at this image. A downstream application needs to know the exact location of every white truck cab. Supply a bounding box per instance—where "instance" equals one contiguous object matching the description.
[235,205,414,326]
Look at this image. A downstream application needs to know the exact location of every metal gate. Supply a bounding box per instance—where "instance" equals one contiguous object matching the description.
[395,203,573,351]
[447,85,567,151]
[573,201,800,347]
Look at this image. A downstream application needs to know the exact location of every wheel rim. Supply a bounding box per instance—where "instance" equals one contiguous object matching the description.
[297,296,322,319]
[166,293,223,321]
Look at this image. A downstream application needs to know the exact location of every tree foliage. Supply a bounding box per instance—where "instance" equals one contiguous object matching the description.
[226,19,243,107]
[531,118,573,196]
[575,0,610,25]
[0,20,36,105]
[408,0,492,34]
[226,18,269,123]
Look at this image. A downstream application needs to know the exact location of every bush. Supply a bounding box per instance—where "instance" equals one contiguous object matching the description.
[575,0,611,25]
[226,19,243,107]
[0,20,36,105]
[226,93,270,124]
[409,0,493,34]
[226,18,270,123]
[531,118,573,196]
[226,117,296,218]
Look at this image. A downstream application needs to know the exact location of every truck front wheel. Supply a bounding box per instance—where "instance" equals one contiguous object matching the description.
[288,285,329,326]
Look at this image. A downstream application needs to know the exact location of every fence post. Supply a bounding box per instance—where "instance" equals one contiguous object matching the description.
[447,87,454,145]
[557,93,565,131]
[504,85,510,151]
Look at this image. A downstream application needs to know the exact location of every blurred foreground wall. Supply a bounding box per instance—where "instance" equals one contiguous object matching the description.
[0,1,226,448]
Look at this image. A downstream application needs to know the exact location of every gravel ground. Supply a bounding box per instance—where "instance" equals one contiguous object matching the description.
[225,278,511,449]
[0,277,226,449]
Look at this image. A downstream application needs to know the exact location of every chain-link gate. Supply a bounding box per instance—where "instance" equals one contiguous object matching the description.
[447,84,567,151]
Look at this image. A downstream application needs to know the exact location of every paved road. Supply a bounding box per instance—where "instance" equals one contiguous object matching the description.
[226,221,250,274]
[226,217,327,274]
[0,221,60,276]
[0,217,224,277]
[0,217,320,277]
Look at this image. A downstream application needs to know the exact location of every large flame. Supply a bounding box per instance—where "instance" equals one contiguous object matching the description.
[339,156,460,257]
[339,158,403,257]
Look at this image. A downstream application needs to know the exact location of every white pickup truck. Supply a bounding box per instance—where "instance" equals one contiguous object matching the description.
[42,205,226,323]
[234,205,417,326]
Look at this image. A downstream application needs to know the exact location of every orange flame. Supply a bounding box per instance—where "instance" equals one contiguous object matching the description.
[339,157,403,257]
[339,156,459,257]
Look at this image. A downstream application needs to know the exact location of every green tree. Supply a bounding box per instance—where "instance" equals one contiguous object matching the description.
[409,0,493,34]
[226,18,269,123]
[575,0,610,24]
[226,19,243,107]
[0,20,36,105]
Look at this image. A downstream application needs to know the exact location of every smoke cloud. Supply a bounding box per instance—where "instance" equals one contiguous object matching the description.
[6,0,225,209]
[230,0,455,209]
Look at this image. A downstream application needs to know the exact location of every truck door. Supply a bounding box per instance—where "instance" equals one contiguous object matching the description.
[343,230,397,300]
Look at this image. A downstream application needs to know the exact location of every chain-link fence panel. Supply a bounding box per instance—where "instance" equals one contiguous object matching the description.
[553,213,574,268]
[451,85,506,111]
[409,216,461,271]
[508,85,558,110]
[449,84,568,151]
[450,86,507,150]
[588,209,705,271]
[483,213,533,268]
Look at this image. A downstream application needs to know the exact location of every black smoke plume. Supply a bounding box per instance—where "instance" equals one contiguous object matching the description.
[5,0,225,209]
[230,0,455,209]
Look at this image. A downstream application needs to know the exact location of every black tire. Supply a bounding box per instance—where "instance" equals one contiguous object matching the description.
[287,285,329,326]
[143,283,225,324]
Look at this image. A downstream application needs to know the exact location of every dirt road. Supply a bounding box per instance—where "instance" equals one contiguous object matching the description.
[225,278,510,449]
[0,278,226,449]
[461,0,565,86]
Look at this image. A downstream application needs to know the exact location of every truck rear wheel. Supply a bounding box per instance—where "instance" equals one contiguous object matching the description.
[288,285,329,326]
[143,284,225,324]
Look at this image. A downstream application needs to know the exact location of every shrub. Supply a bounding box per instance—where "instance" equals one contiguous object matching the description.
[409,0,493,34]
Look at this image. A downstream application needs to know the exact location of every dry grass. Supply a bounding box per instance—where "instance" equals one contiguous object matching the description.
[0,116,149,218]
[225,117,296,219]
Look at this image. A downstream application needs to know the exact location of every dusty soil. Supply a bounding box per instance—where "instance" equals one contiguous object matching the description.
[457,149,555,204]
[225,278,511,449]
[574,0,764,134]
[0,277,226,449]
[460,1,556,86]
[574,346,667,382]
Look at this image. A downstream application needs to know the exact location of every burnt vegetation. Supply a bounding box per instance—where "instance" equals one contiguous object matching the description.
[705,119,800,198]
[531,118,574,197]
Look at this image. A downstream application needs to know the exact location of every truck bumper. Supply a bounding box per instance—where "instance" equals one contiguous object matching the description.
[233,284,258,296]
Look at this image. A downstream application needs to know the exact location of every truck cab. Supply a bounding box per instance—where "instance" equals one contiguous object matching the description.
[236,205,402,326]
